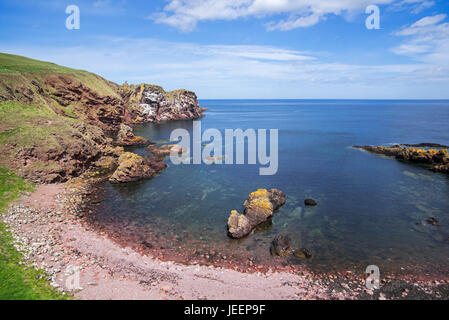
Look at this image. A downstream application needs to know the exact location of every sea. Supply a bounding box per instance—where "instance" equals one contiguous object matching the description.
[83,100,449,278]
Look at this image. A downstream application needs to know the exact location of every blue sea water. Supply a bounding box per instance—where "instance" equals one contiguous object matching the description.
[86,100,449,276]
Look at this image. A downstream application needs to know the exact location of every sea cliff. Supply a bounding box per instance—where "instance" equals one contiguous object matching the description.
[0,53,204,183]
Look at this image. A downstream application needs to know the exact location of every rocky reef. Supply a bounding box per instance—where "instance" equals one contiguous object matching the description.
[354,145,449,174]
[227,189,286,239]
[109,152,167,184]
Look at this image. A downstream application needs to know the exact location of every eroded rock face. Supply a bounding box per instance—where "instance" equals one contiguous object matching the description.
[122,84,204,123]
[8,122,123,184]
[0,55,204,184]
[227,189,286,239]
[109,152,167,184]
[354,145,449,175]
[115,124,150,146]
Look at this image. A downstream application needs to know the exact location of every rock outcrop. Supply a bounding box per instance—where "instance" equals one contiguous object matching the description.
[0,53,204,183]
[109,152,167,184]
[2,114,124,183]
[121,83,204,124]
[227,189,286,239]
[115,124,150,146]
[354,145,449,174]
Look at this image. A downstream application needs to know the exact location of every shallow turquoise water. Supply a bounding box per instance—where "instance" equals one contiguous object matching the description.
[86,100,449,276]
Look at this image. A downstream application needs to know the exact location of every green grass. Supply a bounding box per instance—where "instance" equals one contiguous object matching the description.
[0,52,82,75]
[0,102,69,150]
[0,52,120,98]
[0,167,67,299]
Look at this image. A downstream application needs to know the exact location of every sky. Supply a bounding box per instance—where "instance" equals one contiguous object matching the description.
[0,0,448,99]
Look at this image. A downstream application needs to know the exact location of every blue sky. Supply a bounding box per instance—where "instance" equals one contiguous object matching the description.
[0,0,448,99]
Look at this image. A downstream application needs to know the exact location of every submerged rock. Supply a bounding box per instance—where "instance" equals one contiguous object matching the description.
[304,198,317,206]
[270,235,312,259]
[354,145,449,175]
[227,188,286,239]
[426,217,440,226]
[109,152,166,183]
[115,124,150,146]
[292,248,313,259]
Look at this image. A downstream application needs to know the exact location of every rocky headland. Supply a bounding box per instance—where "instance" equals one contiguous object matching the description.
[0,53,204,184]
[3,53,449,300]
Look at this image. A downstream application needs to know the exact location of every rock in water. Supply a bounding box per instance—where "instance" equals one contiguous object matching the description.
[270,235,292,256]
[115,124,150,146]
[227,188,286,239]
[109,152,166,183]
[269,235,313,259]
[304,198,317,206]
[292,248,313,259]
[354,145,449,175]
[146,144,185,158]
[269,189,287,210]
[227,210,252,239]
[426,217,440,226]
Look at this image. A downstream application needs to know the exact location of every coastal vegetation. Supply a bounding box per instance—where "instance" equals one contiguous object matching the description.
[0,168,66,299]
[0,52,204,184]
[0,52,204,299]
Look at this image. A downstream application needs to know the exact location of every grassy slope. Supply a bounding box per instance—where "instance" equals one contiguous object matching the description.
[0,53,118,176]
[0,168,66,299]
[0,52,119,102]
[0,53,80,75]
[0,101,84,175]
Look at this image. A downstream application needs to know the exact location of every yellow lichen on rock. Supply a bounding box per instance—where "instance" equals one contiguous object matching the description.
[227,210,251,238]
[249,197,273,215]
[249,189,268,200]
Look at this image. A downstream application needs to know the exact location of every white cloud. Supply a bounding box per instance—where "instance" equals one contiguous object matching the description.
[392,14,449,64]
[93,0,111,7]
[2,36,447,99]
[389,0,435,14]
[153,0,431,31]
[395,14,446,35]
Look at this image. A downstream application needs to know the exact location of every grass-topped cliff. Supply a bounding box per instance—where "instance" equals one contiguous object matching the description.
[0,52,204,299]
[0,52,203,183]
